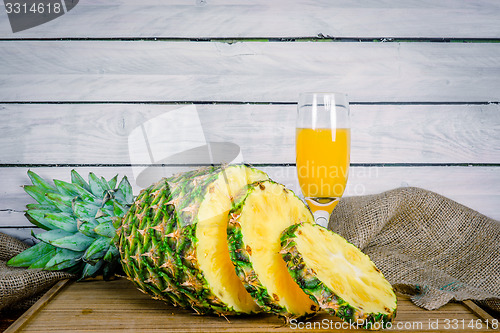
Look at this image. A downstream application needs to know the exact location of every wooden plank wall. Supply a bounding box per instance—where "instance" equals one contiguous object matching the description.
[1,1,499,243]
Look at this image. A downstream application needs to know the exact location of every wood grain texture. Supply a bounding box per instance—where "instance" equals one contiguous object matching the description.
[1,0,500,39]
[1,42,500,102]
[13,278,494,332]
[1,103,498,165]
[4,279,71,333]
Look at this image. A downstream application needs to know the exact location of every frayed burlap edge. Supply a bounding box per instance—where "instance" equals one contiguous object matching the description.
[0,233,74,312]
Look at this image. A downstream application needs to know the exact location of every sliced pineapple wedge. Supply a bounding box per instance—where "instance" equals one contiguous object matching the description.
[227,180,318,321]
[280,223,397,330]
[195,165,267,314]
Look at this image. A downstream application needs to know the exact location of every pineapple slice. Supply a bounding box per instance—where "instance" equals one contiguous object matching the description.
[195,165,267,314]
[227,180,318,320]
[280,223,397,329]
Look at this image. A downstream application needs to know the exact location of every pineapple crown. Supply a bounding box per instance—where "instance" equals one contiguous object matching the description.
[7,170,134,280]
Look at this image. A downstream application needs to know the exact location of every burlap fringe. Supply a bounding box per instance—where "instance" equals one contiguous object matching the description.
[0,233,73,312]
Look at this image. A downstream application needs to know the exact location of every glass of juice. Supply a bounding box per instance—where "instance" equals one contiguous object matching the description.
[296,92,351,228]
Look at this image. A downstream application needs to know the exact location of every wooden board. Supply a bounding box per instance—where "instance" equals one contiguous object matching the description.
[1,0,500,39]
[1,103,499,165]
[6,278,497,332]
[1,42,500,103]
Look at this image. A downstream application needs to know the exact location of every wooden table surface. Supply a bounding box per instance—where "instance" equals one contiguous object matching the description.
[4,278,498,333]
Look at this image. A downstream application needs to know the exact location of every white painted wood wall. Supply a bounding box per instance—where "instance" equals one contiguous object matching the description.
[1,1,499,243]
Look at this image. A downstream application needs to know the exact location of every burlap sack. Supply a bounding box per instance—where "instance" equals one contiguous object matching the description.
[0,233,73,312]
[329,187,500,312]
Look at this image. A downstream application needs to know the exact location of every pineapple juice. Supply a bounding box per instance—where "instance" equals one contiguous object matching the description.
[296,128,350,214]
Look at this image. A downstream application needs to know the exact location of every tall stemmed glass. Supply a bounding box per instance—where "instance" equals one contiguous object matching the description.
[296,92,351,228]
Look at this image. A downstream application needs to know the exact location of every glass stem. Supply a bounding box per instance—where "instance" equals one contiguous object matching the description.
[313,210,330,228]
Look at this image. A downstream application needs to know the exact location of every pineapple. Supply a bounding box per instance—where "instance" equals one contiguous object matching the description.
[118,165,267,315]
[280,223,397,329]
[9,165,397,326]
[9,165,267,316]
[227,180,319,321]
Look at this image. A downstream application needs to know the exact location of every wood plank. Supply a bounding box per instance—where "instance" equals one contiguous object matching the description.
[1,103,499,165]
[1,0,500,39]
[13,278,494,332]
[462,300,497,323]
[4,279,71,333]
[1,42,500,103]
[0,228,39,245]
[1,166,498,236]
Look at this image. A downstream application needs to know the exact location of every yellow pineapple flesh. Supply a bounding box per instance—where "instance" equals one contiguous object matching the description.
[195,166,267,313]
[227,181,318,320]
[281,223,397,329]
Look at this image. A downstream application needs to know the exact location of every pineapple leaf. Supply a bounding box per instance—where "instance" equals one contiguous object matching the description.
[45,193,73,214]
[63,180,99,204]
[25,211,51,231]
[77,221,98,237]
[81,261,104,280]
[28,248,59,269]
[27,170,57,193]
[45,248,83,270]
[96,215,112,224]
[49,232,95,252]
[7,241,54,267]
[117,176,134,204]
[36,229,74,244]
[102,260,120,280]
[103,245,119,262]
[72,199,99,223]
[83,237,111,263]
[101,176,112,191]
[88,173,108,197]
[99,199,115,217]
[24,185,56,207]
[107,175,118,190]
[113,200,128,217]
[94,221,116,238]
[53,179,80,197]
[71,169,91,192]
[27,210,78,233]
[26,203,57,211]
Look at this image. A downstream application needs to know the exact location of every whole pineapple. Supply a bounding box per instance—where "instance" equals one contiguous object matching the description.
[9,165,267,315]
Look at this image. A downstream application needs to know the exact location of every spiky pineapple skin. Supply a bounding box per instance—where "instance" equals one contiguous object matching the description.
[118,165,266,316]
[280,224,397,330]
[227,181,318,321]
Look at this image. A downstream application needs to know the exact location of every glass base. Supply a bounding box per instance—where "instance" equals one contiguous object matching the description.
[313,210,330,228]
